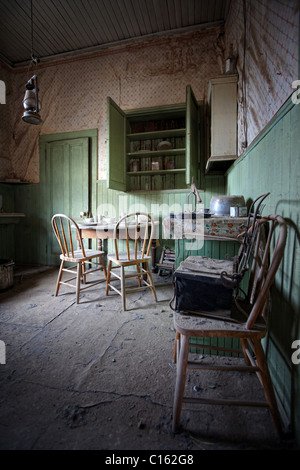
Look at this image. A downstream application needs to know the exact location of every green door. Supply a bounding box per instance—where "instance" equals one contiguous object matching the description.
[107,97,127,191]
[186,85,200,186]
[43,137,90,265]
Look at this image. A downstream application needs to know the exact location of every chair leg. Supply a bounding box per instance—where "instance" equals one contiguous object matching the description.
[136,264,142,287]
[81,261,87,284]
[240,338,252,366]
[100,255,107,280]
[55,260,64,296]
[76,262,81,304]
[253,338,282,435]
[173,331,180,363]
[106,261,112,295]
[172,333,189,433]
[145,262,157,301]
[121,266,126,311]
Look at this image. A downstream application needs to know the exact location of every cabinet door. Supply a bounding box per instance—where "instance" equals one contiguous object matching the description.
[209,75,237,158]
[107,97,127,191]
[186,85,199,186]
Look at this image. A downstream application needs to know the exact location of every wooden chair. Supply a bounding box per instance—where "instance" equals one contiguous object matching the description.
[172,214,287,435]
[106,212,157,311]
[51,214,107,303]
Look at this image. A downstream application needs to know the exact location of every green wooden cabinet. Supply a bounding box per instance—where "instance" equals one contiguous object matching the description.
[107,85,200,192]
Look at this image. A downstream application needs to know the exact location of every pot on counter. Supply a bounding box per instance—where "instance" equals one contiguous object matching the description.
[210,195,245,216]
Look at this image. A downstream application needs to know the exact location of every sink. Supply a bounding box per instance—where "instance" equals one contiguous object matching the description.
[0,213,25,224]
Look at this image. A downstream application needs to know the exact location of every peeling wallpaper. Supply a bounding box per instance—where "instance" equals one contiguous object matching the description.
[226,0,299,154]
[0,64,13,178]
[0,29,221,183]
[0,0,299,183]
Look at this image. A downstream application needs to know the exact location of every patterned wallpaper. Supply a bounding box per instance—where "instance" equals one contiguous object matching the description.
[0,64,11,178]
[0,0,299,183]
[225,0,299,154]
[0,28,221,183]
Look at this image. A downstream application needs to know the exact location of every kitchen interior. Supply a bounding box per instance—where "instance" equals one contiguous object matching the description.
[0,0,299,451]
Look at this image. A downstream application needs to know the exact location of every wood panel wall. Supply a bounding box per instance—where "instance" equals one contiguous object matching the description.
[0,173,226,265]
[226,98,300,442]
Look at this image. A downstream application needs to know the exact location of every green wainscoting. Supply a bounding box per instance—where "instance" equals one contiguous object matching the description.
[0,183,17,260]
[226,97,300,442]
[0,182,42,265]
[0,155,226,269]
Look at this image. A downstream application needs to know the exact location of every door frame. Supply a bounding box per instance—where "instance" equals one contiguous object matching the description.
[39,129,98,265]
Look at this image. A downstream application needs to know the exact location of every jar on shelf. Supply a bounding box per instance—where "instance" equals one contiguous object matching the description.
[164,156,175,169]
[151,156,163,170]
[130,159,140,172]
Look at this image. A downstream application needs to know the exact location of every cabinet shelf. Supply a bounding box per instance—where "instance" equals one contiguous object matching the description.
[107,86,199,192]
[127,128,186,141]
[127,148,185,158]
[127,169,186,176]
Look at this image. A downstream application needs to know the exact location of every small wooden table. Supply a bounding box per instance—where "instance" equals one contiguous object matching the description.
[77,222,158,271]
[77,223,115,250]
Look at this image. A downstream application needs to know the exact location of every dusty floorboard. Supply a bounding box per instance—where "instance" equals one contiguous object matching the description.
[0,267,292,451]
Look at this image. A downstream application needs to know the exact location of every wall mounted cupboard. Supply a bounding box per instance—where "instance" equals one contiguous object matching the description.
[206,74,238,175]
[107,85,200,192]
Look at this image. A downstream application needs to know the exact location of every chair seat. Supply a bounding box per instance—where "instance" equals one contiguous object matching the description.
[60,248,105,262]
[107,251,151,265]
[52,214,107,304]
[174,303,267,339]
[172,214,287,436]
[105,212,157,310]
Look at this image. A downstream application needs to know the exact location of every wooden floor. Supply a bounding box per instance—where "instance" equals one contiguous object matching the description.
[0,267,291,450]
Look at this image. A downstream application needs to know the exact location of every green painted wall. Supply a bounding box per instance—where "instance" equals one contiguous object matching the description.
[0,141,226,267]
[0,182,41,265]
[0,183,17,261]
[226,98,300,444]
[94,174,226,262]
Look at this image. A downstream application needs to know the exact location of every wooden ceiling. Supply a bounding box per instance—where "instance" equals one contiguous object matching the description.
[0,0,231,67]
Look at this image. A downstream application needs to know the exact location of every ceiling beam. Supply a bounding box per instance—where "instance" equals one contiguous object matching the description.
[6,19,225,69]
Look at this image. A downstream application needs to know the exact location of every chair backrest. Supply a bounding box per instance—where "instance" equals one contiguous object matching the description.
[112,212,155,261]
[51,214,86,258]
[244,214,287,329]
[233,193,271,280]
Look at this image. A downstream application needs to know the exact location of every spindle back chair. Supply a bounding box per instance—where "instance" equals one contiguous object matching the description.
[51,214,106,303]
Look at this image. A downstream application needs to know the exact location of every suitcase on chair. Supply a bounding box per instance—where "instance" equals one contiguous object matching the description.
[174,256,234,314]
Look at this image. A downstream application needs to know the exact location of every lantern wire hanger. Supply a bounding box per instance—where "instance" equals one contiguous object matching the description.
[22,0,42,125]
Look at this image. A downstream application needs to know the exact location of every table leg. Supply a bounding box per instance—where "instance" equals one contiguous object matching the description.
[151,240,157,272]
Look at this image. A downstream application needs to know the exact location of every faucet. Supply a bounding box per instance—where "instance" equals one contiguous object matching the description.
[187,177,202,211]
